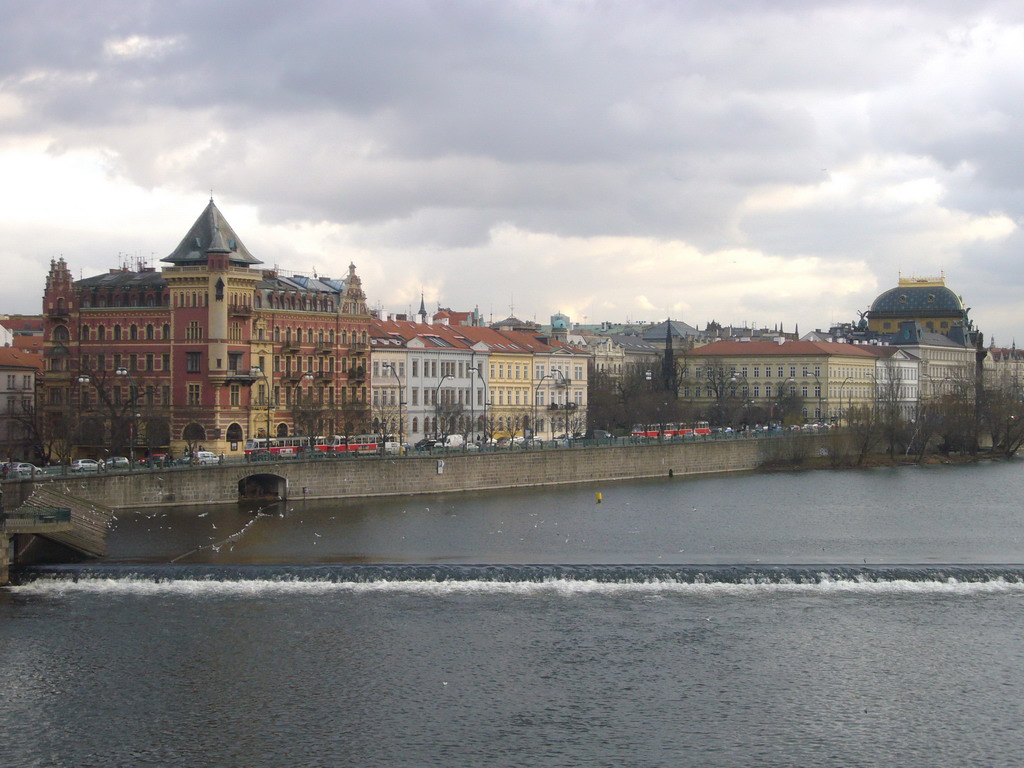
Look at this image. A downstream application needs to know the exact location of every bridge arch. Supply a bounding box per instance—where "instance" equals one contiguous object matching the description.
[238,472,288,502]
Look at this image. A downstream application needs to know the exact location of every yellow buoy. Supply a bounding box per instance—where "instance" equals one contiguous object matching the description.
[596,491,603,504]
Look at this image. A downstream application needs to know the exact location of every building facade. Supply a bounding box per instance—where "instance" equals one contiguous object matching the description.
[40,200,373,461]
[0,348,41,462]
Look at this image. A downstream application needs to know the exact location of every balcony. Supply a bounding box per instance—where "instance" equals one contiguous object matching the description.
[347,367,366,382]
[210,369,260,386]
[349,342,368,354]
[229,304,253,317]
[547,402,578,410]
[279,339,301,353]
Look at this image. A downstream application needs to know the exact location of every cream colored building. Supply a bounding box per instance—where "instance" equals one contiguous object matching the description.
[684,339,881,423]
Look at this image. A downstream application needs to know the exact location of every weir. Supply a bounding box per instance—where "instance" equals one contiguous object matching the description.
[1,485,115,584]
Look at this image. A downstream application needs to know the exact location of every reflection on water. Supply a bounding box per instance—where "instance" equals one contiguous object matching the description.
[105,460,1024,566]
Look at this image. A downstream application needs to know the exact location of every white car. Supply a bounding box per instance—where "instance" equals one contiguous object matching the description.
[70,459,100,472]
[192,451,220,465]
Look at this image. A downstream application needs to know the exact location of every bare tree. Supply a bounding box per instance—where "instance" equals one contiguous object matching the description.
[846,404,881,465]
[982,388,1024,457]
[874,359,909,459]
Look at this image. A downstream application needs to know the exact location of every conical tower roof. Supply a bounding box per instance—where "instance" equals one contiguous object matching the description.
[161,198,262,266]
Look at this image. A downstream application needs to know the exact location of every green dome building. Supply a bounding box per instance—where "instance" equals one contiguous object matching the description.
[866,275,968,335]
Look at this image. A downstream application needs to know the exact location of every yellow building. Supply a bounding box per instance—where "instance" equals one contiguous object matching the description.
[684,340,880,423]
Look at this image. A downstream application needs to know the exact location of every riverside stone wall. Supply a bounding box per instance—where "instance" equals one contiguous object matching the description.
[4,436,822,511]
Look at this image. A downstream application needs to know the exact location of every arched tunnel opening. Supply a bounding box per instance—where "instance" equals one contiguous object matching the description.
[238,473,288,503]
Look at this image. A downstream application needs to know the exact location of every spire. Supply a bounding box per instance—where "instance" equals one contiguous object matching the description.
[162,198,261,266]
[661,318,677,395]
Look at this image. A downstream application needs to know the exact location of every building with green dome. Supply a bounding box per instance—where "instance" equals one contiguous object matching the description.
[866,274,969,336]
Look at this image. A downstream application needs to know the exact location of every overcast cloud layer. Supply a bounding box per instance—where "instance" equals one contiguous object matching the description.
[2,0,1023,341]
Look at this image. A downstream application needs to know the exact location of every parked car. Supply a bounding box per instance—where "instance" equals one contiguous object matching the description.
[139,453,170,467]
[106,456,130,469]
[184,450,220,465]
[438,434,465,449]
[4,462,41,476]
[70,459,100,472]
[415,438,437,451]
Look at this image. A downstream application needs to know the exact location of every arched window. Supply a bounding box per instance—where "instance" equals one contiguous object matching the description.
[79,325,90,341]
[113,325,122,341]
[53,325,70,342]
[146,324,154,340]
[328,330,335,344]
[130,324,138,340]
[341,330,348,345]
[97,325,106,341]
[226,423,244,442]
[412,417,419,433]
[162,324,170,340]
[182,423,207,443]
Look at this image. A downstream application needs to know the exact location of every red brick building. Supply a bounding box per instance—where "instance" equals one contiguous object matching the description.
[40,200,373,461]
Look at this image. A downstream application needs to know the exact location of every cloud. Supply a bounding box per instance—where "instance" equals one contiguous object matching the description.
[0,0,1022,342]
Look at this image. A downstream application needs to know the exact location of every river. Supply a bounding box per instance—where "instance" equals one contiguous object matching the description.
[2,461,1024,766]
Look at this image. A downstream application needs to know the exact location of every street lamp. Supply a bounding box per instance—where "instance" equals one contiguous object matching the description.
[434,374,454,439]
[382,362,404,450]
[533,373,552,442]
[837,376,855,425]
[468,366,488,443]
[115,366,140,470]
[249,366,272,446]
[552,369,571,441]
[771,376,796,424]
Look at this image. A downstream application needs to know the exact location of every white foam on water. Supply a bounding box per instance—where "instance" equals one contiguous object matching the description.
[12,576,1024,599]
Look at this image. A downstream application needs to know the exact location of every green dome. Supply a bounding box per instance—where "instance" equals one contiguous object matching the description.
[869,284,964,316]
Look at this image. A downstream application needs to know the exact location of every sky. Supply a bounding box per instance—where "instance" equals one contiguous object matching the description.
[2,0,1023,343]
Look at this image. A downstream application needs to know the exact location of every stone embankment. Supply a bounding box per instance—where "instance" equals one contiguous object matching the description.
[3,435,826,511]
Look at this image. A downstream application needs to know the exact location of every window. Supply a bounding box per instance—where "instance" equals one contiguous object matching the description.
[186,352,202,373]
[188,383,201,405]
[230,385,240,406]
